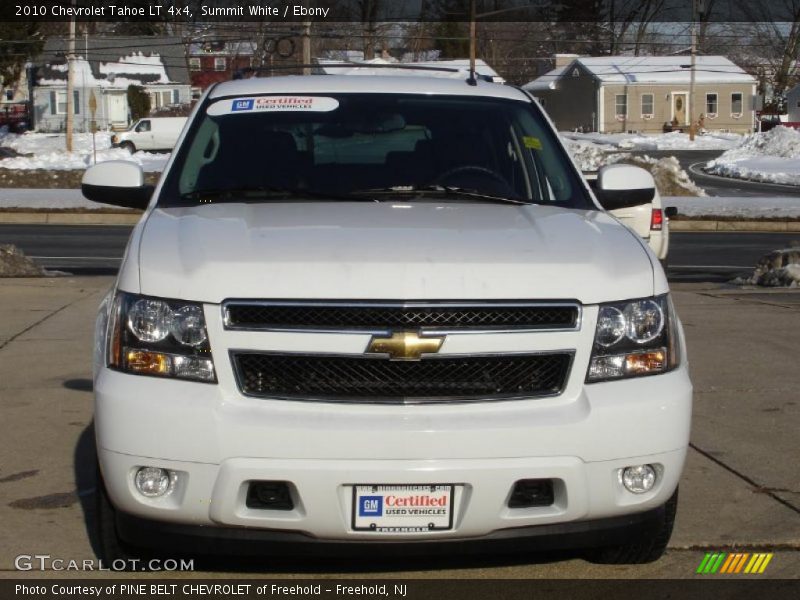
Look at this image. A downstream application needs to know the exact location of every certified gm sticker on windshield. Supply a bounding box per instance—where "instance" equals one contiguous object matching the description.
[208,96,340,116]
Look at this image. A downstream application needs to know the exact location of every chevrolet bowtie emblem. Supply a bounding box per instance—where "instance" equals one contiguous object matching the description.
[367,331,444,360]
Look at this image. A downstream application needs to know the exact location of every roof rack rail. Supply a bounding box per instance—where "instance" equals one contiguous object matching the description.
[231,63,494,83]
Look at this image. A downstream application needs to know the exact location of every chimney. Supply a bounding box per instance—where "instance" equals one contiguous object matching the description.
[555,53,580,68]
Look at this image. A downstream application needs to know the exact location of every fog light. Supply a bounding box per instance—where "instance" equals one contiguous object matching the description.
[621,464,657,494]
[134,467,174,498]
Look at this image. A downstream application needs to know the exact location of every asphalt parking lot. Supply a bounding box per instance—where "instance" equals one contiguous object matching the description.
[0,276,797,579]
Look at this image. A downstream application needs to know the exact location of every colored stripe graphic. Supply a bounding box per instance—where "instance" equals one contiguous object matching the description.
[698,552,773,574]
[733,553,750,573]
[719,554,735,573]
[696,553,713,574]
[745,554,760,573]
[758,554,773,573]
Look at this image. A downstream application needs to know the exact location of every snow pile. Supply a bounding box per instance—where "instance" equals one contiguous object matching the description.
[0,131,168,172]
[562,138,705,196]
[705,126,800,185]
[737,247,800,287]
[563,131,742,151]
[0,244,45,277]
[617,155,706,196]
[562,138,617,171]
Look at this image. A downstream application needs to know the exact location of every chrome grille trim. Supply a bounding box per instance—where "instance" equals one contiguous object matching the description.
[221,300,582,334]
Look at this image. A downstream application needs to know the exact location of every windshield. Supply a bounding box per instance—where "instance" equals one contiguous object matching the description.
[159,93,591,208]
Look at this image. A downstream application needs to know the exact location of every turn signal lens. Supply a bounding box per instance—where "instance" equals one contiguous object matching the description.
[125,349,170,375]
[625,350,665,374]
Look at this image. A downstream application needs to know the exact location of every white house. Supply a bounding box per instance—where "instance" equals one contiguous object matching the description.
[787,83,800,122]
[525,55,757,134]
[33,37,191,132]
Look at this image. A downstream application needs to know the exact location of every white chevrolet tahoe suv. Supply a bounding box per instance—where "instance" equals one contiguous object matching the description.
[83,75,692,565]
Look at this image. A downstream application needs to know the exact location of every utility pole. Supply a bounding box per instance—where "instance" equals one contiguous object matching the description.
[468,0,476,84]
[65,0,76,152]
[302,21,311,75]
[688,0,698,142]
[301,0,311,75]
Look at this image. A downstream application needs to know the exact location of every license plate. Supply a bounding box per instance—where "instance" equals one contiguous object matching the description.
[352,484,454,533]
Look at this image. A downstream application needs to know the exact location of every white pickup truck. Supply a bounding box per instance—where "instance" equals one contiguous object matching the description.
[83,75,692,566]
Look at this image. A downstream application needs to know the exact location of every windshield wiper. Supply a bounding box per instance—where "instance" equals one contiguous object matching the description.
[352,185,533,205]
[180,186,378,202]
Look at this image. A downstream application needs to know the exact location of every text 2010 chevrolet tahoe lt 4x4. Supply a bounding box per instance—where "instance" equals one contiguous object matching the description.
[83,75,692,565]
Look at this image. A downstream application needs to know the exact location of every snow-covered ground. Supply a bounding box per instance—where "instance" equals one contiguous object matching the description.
[562,130,743,151]
[0,131,168,172]
[663,196,800,219]
[0,188,116,209]
[704,127,800,186]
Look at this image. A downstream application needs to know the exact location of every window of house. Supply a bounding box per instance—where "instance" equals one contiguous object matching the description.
[5,90,12,101]
[731,92,743,116]
[189,57,201,71]
[214,57,226,71]
[50,90,79,115]
[615,94,627,118]
[706,93,718,117]
[641,94,654,118]
[172,89,180,104]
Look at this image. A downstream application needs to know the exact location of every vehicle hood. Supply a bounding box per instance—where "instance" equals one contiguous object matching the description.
[132,202,655,304]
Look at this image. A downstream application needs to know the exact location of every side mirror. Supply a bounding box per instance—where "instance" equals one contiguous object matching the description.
[81,161,152,210]
[664,206,678,218]
[595,164,655,211]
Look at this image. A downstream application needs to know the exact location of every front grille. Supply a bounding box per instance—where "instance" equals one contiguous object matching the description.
[224,302,580,332]
[231,352,573,403]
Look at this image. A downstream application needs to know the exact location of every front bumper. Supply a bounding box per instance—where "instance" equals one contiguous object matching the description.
[114,497,671,557]
[100,446,685,544]
[95,350,691,544]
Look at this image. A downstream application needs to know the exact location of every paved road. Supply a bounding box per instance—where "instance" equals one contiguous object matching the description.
[1,224,798,283]
[0,277,797,578]
[630,150,800,197]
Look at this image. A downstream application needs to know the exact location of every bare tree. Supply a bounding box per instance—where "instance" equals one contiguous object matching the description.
[738,0,800,110]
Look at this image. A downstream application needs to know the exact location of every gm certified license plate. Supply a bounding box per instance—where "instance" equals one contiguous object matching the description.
[352,485,455,532]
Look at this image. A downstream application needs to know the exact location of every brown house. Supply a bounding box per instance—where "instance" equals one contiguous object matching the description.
[525,55,757,134]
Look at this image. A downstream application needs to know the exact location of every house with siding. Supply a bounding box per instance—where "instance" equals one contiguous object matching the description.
[188,40,257,94]
[32,36,191,132]
[787,83,800,122]
[525,55,757,134]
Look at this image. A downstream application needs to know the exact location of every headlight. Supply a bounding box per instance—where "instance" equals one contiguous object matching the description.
[586,294,680,382]
[107,292,216,383]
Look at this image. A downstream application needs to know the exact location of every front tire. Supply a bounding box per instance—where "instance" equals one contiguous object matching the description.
[96,466,143,568]
[119,141,136,154]
[585,487,678,564]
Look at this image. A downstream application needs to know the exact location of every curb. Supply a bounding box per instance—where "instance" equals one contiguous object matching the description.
[0,212,141,225]
[670,220,800,232]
